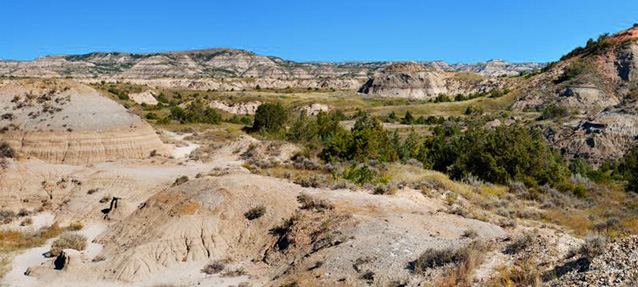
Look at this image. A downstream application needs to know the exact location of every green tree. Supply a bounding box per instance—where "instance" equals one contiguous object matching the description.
[320,113,395,162]
[401,111,414,124]
[400,128,421,161]
[286,112,318,143]
[316,110,343,143]
[253,102,288,132]
[625,145,638,192]
[422,124,568,186]
[387,111,398,122]
[171,99,222,124]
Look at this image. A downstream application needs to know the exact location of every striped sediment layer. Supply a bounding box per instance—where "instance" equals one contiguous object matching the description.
[0,125,164,165]
[0,79,167,164]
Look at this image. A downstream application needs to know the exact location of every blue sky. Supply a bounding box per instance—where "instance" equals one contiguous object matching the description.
[3,0,638,63]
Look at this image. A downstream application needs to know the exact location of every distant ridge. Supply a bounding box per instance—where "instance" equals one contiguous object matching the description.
[0,48,544,79]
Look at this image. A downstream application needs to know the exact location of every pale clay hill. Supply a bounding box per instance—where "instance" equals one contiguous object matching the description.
[357,63,509,99]
[0,79,167,164]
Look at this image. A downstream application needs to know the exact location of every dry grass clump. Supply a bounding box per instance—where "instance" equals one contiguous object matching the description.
[172,175,189,186]
[293,173,331,188]
[373,183,397,195]
[414,244,473,272]
[297,193,334,211]
[99,195,111,203]
[0,223,67,253]
[201,260,227,275]
[461,229,478,239]
[20,217,33,226]
[505,232,534,254]
[436,251,484,287]
[68,221,84,231]
[17,208,30,217]
[487,259,541,287]
[414,241,489,287]
[384,164,508,209]
[0,210,16,224]
[222,267,246,277]
[49,233,87,257]
[579,235,607,260]
[92,255,106,262]
[0,255,10,279]
[244,205,266,220]
[250,165,335,189]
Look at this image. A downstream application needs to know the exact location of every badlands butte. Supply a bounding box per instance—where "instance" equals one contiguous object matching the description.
[0,26,638,287]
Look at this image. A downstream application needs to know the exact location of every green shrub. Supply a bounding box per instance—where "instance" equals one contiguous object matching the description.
[343,164,376,185]
[156,116,171,125]
[321,113,396,162]
[556,61,585,82]
[244,205,266,220]
[538,104,570,120]
[145,113,160,120]
[423,124,568,186]
[434,93,452,103]
[400,111,414,124]
[171,99,221,124]
[624,145,638,192]
[572,185,587,198]
[286,112,318,143]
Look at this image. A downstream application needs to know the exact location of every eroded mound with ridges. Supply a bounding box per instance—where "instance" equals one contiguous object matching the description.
[0,79,167,164]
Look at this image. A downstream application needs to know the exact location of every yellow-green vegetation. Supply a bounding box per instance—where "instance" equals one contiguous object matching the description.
[0,222,84,278]
[93,82,527,123]
[49,233,88,256]
[93,82,638,241]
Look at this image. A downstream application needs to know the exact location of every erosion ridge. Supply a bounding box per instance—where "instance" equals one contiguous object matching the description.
[0,48,542,87]
[358,62,509,99]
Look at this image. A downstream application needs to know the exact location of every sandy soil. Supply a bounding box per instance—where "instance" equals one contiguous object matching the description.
[162,130,202,159]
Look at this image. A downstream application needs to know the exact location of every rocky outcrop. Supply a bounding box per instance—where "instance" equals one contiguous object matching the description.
[209,100,261,115]
[298,103,330,116]
[358,63,507,99]
[549,236,638,286]
[551,100,638,164]
[358,64,448,99]
[512,28,638,163]
[558,85,619,109]
[434,59,545,77]
[128,90,158,105]
[0,79,167,164]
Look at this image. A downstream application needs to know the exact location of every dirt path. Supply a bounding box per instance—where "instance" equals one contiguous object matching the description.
[163,130,201,159]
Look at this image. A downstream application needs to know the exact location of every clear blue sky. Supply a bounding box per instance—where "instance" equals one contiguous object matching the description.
[3,0,638,63]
